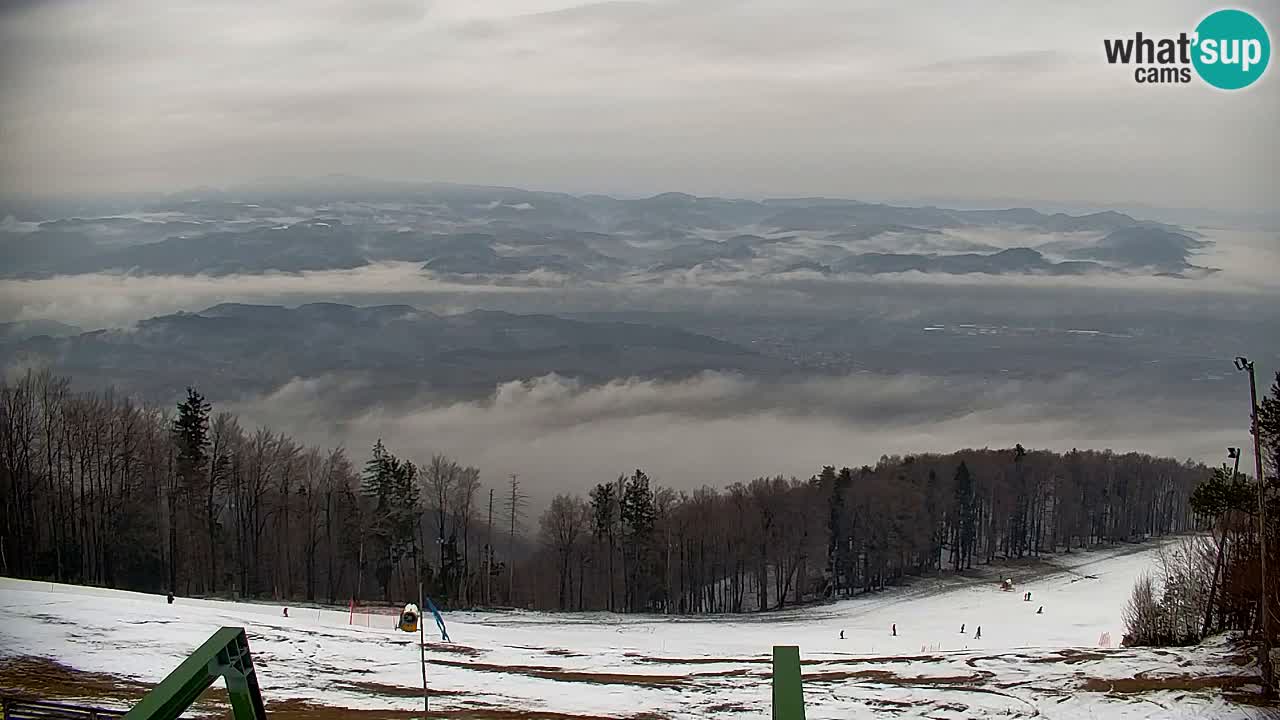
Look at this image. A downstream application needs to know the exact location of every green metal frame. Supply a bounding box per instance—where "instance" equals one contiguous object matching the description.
[772,645,805,720]
[119,626,801,719]
[122,627,266,720]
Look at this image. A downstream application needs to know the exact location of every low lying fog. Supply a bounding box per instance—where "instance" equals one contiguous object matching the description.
[225,371,1243,506]
[0,228,1276,330]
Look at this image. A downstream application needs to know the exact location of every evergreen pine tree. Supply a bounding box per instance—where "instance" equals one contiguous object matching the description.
[170,387,211,594]
[173,387,211,481]
[360,440,421,601]
[620,469,654,611]
[953,461,977,570]
[590,482,618,611]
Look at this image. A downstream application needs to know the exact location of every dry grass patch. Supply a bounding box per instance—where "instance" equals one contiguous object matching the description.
[427,642,485,657]
[335,680,465,698]
[805,668,986,687]
[632,655,767,665]
[1028,649,1112,665]
[264,698,667,719]
[1079,675,1254,693]
[0,656,231,718]
[427,657,688,687]
[0,657,667,720]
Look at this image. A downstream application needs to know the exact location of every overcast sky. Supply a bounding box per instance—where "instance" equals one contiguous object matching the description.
[1,0,1276,210]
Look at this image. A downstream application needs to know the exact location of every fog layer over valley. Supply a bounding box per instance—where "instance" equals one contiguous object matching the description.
[1,183,1277,502]
[221,370,1243,506]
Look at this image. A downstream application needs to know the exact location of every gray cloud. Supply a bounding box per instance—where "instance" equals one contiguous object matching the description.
[2,0,1276,209]
[916,50,1071,74]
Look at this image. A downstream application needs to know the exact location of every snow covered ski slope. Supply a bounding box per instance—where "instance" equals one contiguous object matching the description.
[0,541,1267,718]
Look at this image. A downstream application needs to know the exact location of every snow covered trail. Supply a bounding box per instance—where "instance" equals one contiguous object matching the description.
[0,541,1267,719]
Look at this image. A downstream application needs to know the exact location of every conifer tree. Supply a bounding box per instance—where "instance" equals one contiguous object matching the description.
[170,387,211,594]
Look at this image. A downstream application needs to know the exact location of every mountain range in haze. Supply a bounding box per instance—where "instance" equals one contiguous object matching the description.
[0,302,780,403]
[0,180,1213,280]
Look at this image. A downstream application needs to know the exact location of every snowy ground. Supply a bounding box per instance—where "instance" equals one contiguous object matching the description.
[0,541,1270,719]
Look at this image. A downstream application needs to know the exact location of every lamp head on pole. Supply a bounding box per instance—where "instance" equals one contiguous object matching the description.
[1234,356,1252,372]
[1228,447,1240,460]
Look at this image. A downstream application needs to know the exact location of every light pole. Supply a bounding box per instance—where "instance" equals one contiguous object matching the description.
[1235,356,1274,696]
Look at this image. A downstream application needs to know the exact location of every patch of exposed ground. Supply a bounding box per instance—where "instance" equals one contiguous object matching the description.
[0,655,672,719]
[427,642,485,657]
[1079,675,1256,693]
[426,657,706,686]
[808,654,945,666]
[1027,648,1112,664]
[804,668,988,687]
[632,655,767,665]
[702,701,755,713]
[1221,690,1280,709]
[0,656,228,717]
[632,653,943,666]
[263,697,667,719]
[335,679,465,698]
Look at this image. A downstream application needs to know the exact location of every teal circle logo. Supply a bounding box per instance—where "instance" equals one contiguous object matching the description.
[1192,9,1270,89]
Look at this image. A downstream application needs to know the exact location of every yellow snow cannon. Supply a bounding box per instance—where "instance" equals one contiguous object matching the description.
[399,603,420,633]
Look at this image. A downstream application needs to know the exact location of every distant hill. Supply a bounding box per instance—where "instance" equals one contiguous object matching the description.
[0,319,83,341]
[0,180,1198,280]
[1065,227,1212,274]
[832,248,1104,275]
[0,303,781,404]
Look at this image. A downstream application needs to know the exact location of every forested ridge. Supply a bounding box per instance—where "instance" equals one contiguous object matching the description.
[0,369,1240,615]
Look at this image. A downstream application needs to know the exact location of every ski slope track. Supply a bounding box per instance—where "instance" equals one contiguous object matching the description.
[0,541,1269,718]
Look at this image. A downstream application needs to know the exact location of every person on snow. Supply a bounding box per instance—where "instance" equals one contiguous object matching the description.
[960,623,965,633]
[839,630,845,640]
[975,626,982,639]
[891,623,897,637]
[167,592,174,605]
[1037,606,1044,615]
[282,607,289,618]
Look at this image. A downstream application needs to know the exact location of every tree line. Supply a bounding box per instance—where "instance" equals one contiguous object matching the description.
[0,368,1245,619]
[524,446,1210,614]
[0,370,513,607]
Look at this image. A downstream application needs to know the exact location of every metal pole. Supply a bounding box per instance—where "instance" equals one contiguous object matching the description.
[419,574,428,716]
[508,474,519,605]
[414,522,429,717]
[1239,357,1275,696]
[486,488,494,607]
